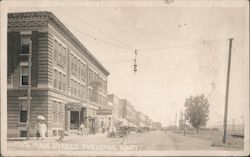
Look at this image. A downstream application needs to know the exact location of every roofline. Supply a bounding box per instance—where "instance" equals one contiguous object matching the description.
[8,11,110,75]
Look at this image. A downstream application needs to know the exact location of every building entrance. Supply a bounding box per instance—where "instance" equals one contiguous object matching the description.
[70,111,80,130]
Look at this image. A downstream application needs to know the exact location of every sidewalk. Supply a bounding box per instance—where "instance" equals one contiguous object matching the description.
[7,132,108,142]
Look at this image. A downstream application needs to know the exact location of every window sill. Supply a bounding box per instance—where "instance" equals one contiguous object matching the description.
[17,122,27,127]
[19,54,29,56]
[19,85,29,88]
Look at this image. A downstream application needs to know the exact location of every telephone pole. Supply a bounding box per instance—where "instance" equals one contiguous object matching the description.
[222,38,233,143]
[26,40,32,140]
[175,113,177,130]
[232,118,236,135]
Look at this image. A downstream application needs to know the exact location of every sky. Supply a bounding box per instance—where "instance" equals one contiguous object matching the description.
[4,0,249,127]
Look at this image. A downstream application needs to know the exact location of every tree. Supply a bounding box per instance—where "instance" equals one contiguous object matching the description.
[184,94,210,134]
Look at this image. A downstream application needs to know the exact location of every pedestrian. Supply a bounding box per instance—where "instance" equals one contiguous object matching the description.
[35,115,47,140]
[80,121,85,136]
[35,120,40,140]
[39,120,47,140]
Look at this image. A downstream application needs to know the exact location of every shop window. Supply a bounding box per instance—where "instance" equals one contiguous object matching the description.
[19,100,28,123]
[20,66,29,86]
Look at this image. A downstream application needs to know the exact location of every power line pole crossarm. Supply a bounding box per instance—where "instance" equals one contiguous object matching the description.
[222,38,233,144]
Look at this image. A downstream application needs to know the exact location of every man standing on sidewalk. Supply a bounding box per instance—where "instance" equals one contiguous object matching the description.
[80,121,85,136]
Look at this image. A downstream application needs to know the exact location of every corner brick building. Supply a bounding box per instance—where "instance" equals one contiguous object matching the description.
[7,12,109,138]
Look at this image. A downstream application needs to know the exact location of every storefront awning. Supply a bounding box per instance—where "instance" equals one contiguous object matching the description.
[96,108,112,115]
[66,102,87,111]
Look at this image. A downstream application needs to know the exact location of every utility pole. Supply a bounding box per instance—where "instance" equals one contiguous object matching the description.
[184,110,187,136]
[26,40,32,140]
[133,50,137,74]
[175,113,177,130]
[222,38,233,143]
[241,116,244,135]
[232,118,235,135]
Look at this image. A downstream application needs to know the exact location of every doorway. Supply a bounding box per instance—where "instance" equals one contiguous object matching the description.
[70,111,79,130]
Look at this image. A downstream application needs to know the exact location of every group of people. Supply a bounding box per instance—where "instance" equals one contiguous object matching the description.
[35,119,86,140]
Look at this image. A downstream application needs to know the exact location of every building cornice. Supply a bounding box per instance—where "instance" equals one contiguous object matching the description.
[8,12,49,30]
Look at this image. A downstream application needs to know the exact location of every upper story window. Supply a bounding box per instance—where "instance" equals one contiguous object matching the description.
[19,100,28,123]
[62,47,67,64]
[58,72,62,90]
[54,40,58,59]
[88,68,91,80]
[81,63,87,81]
[80,63,84,78]
[83,64,87,78]
[71,55,77,74]
[54,39,67,67]
[78,82,81,97]
[63,74,66,91]
[70,79,73,95]
[52,101,58,123]
[54,69,58,88]
[89,69,94,81]
[74,57,77,72]
[21,35,31,55]
[54,69,66,92]
[74,81,77,95]
[20,66,29,86]
[94,73,98,81]
[58,44,63,62]
[71,55,74,71]
[78,60,81,75]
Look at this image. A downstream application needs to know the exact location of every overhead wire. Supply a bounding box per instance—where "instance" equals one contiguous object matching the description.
[63,22,231,54]
[65,24,134,51]
[73,7,244,53]
[75,7,188,43]
[33,7,133,52]
[40,7,236,54]
[33,7,244,58]
[56,7,135,51]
